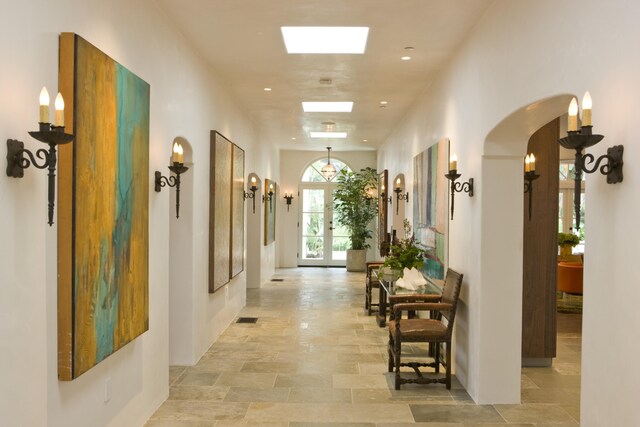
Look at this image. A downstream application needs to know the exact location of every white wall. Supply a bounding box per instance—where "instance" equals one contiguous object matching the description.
[0,0,276,425]
[277,150,377,268]
[378,0,640,424]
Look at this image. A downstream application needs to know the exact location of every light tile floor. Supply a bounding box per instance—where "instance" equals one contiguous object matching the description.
[146,268,581,426]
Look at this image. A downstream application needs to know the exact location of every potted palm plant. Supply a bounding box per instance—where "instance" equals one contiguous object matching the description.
[333,167,378,271]
[558,232,580,256]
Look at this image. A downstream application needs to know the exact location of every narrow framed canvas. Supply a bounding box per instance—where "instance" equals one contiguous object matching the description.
[378,169,389,255]
[210,131,232,292]
[231,144,245,278]
[57,33,150,380]
[413,138,449,286]
[264,179,276,245]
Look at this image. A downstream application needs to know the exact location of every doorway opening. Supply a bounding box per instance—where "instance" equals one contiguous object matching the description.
[298,157,352,266]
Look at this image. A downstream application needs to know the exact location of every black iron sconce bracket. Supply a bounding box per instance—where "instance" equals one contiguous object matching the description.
[283,194,294,212]
[263,190,274,212]
[523,171,540,220]
[444,171,474,220]
[393,188,409,215]
[6,123,74,226]
[244,185,258,214]
[155,163,189,218]
[558,125,624,230]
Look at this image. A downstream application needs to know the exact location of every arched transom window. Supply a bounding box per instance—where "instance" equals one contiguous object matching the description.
[302,158,352,182]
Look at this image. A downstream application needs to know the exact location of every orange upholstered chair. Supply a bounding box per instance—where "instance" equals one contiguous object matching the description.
[557,262,583,295]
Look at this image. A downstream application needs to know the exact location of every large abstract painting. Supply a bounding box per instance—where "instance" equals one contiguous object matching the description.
[209,131,245,293]
[413,138,449,285]
[264,179,276,245]
[57,33,150,380]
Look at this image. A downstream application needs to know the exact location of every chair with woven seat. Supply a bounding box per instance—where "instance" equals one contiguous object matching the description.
[387,268,464,389]
[365,262,384,315]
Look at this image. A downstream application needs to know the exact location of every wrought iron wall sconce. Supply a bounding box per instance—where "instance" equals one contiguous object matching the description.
[379,185,392,206]
[6,87,73,225]
[155,142,189,218]
[444,154,474,220]
[393,178,409,215]
[523,154,540,221]
[244,176,259,213]
[558,92,624,230]
[283,192,294,212]
[263,183,274,212]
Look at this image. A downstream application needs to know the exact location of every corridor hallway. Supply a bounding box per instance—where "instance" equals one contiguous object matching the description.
[147,268,580,426]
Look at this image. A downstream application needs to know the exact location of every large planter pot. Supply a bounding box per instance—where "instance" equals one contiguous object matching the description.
[346,249,367,272]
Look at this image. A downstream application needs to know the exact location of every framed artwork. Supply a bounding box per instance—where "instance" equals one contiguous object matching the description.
[378,169,389,255]
[413,138,449,285]
[264,179,276,245]
[209,131,245,292]
[57,33,150,380]
[231,144,245,278]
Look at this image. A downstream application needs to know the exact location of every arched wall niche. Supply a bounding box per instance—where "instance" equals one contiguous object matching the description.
[474,94,574,403]
[168,136,196,364]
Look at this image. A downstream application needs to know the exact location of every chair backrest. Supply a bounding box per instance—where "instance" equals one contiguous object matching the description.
[440,268,464,334]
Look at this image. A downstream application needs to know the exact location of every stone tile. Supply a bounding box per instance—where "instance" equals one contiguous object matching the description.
[379,424,463,427]
[288,387,353,403]
[244,403,414,423]
[410,404,504,423]
[176,371,221,386]
[215,373,277,388]
[358,362,388,375]
[298,361,360,375]
[145,420,215,427]
[193,359,245,373]
[333,374,390,389]
[275,373,333,388]
[168,386,229,401]
[494,403,576,424]
[290,423,374,427]
[521,388,579,405]
[240,361,300,374]
[169,366,187,386]
[151,401,248,422]
[215,422,288,427]
[224,387,290,403]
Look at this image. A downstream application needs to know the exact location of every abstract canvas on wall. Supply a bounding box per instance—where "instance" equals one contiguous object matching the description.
[57,33,150,380]
[264,179,276,245]
[413,138,449,285]
[209,131,245,293]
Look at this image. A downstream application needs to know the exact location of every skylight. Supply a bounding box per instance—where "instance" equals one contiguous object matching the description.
[302,102,354,113]
[310,132,348,138]
[281,27,369,54]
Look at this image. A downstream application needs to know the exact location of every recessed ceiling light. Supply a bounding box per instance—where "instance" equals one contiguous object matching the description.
[404,46,415,51]
[401,56,411,61]
[380,101,388,105]
[310,132,348,138]
[362,139,368,142]
[302,102,353,113]
[291,137,297,140]
[281,27,369,54]
[264,87,272,91]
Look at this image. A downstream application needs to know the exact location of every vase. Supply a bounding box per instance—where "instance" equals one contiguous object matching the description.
[560,245,572,257]
[346,249,367,272]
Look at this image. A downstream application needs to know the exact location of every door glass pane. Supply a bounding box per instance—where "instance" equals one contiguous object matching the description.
[302,236,324,259]
[331,209,350,261]
[558,192,564,232]
[303,189,324,211]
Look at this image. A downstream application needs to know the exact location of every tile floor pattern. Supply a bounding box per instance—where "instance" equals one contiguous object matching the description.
[147,268,581,426]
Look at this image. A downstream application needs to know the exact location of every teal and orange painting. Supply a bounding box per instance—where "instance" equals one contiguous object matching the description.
[58,34,149,379]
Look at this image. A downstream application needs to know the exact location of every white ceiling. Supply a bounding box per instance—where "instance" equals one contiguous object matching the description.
[155,0,494,152]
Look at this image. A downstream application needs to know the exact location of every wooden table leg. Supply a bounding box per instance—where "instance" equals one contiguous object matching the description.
[376,284,387,327]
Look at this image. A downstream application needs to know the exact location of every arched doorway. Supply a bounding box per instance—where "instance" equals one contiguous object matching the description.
[298,157,352,266]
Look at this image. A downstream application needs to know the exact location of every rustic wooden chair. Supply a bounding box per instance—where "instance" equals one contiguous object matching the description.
[387,268,464,389]
[365,261,384,315]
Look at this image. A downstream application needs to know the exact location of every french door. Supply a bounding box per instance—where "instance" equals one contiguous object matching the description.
[298,184,349,266]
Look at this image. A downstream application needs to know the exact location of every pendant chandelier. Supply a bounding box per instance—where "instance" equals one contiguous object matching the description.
[320,146,337,181]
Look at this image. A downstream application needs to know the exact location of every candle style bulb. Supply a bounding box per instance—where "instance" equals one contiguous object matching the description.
[530,154,536,172]
[172,142,180,164]
[568,98,578,131]
[396,178,401,187]
[449,154,458,171]
[54,93,65,127]
[525,154,531,172]
[582,91,592,126]
[39,87,50,123]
